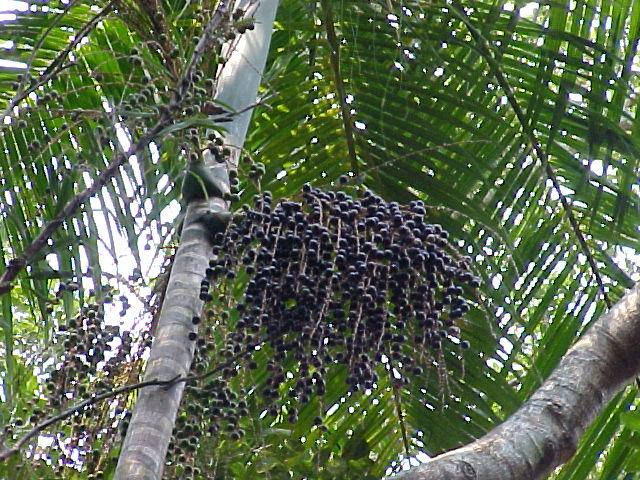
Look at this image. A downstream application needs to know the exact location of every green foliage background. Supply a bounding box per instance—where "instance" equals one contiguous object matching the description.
[0,0,639,478]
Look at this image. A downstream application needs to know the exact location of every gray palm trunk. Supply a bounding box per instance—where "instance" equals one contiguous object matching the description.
[114,1,279,478]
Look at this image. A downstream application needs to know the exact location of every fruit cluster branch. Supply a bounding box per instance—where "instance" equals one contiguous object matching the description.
[0,344,254,462]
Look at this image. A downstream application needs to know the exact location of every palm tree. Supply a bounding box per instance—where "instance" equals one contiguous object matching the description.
[115,1,280,477]
[0,1,638,479]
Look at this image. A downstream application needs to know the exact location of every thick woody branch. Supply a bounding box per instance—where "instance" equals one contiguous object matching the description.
[398,283,640,480]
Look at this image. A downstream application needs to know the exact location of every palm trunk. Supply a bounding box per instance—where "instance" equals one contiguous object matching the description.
[114,2,279,478]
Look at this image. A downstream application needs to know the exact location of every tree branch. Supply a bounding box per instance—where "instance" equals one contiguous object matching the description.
[0,377,172,462]
[0,126,161,296]
[397,282,640,480]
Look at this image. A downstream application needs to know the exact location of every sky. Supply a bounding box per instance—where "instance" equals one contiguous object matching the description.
[0,1,28,69]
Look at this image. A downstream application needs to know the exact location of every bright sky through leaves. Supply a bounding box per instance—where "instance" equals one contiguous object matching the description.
[0,1,27,68]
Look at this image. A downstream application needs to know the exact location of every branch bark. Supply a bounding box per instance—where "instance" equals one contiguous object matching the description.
[398,282,640,480]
